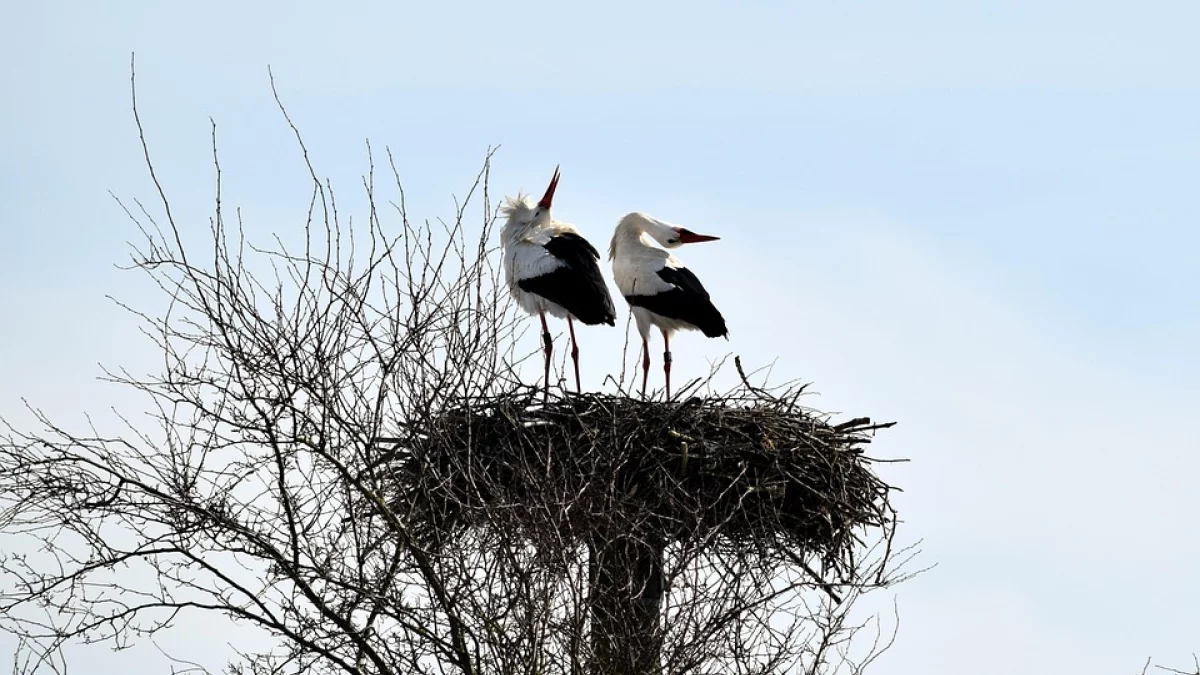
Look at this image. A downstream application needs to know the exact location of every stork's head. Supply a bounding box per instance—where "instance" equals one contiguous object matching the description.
[499,166,561,231]
[621,212,721,250]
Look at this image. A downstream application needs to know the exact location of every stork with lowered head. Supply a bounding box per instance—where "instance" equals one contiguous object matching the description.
[609,212,728,399]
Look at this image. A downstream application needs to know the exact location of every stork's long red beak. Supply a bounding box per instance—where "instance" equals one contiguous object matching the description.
[538,165,561,209]
[678,228,720,244]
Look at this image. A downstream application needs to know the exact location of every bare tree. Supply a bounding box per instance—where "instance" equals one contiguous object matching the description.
[0,62,913,675]
[1141,656,1200,675]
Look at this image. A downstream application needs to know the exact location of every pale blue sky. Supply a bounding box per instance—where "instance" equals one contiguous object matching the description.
[2,1,1199,673]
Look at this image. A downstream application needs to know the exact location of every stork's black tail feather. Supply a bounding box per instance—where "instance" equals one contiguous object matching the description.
[517,232,617,326]
[626,265,728,338]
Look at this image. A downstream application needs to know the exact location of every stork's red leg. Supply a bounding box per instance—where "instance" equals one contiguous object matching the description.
[540,311,553,398]
[568,316,581,393]
[641,334,650,398]
[662,329,672,400]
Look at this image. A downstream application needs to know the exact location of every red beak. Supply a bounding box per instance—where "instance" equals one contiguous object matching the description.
[677,228,720,244]
[537,165,561,209]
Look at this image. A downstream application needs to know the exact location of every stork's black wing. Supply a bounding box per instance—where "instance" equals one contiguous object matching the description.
[625,265,728,338]
[517,232,616,326]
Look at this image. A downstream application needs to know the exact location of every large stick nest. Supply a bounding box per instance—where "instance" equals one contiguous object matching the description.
[372,382,898,578]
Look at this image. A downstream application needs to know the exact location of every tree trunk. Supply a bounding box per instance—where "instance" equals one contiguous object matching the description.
[588,534,664,675]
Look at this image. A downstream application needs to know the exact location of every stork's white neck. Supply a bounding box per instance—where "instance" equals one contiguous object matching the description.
[501,216,539,245]
[608,212,679,260]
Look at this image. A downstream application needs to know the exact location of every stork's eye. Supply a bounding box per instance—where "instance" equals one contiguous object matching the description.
[667,238,679,244]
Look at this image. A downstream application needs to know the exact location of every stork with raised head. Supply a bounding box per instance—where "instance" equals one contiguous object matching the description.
[500,167,616,393]
[608,212,728,399]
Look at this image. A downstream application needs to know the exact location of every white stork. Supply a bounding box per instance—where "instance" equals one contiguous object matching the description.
[608,212,727,399]
[500,167,616,393]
